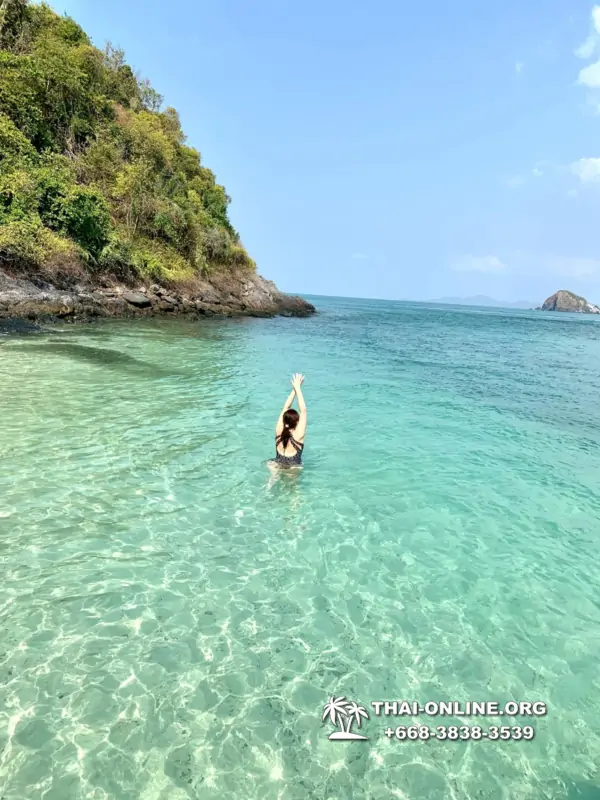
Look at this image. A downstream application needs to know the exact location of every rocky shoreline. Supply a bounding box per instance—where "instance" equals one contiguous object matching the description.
[0,267,315,329]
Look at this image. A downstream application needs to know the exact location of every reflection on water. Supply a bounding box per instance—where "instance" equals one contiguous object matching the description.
[265,461,304,516]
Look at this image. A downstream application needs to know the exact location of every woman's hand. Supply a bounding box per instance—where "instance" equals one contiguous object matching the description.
[291,373,305,390]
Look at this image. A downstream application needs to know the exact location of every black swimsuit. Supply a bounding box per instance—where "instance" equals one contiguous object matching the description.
[274,433,304,467]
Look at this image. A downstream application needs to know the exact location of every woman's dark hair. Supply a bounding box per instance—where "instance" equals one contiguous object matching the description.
[278,409,299,448]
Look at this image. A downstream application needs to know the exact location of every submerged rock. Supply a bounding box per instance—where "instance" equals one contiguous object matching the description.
[541,290,600,314]
[0,318,42,335]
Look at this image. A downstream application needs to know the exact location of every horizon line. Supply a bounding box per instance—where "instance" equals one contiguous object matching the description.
[292,292,541,306]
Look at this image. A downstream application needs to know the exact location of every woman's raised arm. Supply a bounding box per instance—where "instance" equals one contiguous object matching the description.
[291,374,307,441]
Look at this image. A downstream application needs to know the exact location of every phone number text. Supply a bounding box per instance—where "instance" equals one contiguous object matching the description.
[385,725,535,741]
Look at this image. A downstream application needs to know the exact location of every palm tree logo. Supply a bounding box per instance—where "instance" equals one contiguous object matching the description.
[322,696,370,740]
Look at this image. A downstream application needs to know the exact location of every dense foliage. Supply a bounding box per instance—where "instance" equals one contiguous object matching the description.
[0,0,254,283]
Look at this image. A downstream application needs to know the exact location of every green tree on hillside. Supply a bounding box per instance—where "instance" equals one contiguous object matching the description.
[0,0,255,283]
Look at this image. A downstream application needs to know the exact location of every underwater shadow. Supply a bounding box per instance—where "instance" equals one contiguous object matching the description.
[0,319,42,336]
[3,342,179,377]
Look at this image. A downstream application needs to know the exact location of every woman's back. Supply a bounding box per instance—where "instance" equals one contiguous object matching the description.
[275,430,304,463]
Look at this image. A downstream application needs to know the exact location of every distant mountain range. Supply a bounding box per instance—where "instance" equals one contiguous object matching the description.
[430,295,537,309]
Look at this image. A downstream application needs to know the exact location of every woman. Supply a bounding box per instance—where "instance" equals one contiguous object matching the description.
[273,373,307,467]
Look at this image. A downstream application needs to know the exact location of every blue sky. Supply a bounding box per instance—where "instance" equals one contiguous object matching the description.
[50,0,600,302]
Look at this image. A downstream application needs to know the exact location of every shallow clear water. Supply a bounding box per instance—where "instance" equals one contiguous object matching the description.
[2,296,600,799]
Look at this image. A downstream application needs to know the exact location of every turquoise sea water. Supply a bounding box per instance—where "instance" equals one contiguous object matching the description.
[2,296,600,799]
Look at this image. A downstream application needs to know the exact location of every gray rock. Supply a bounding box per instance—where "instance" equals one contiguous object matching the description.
[198,289,221,304]
[103,297,129,313]
[122,291,151,308]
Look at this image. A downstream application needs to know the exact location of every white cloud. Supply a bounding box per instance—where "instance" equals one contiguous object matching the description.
[571,157,600,182]
[503,164,549,188]
[576,37,596,59]
[541,255,600,278]
[575,6,600,59]
[504,175,525,188]
[514,253,600,279]
[575,7,600,113]
[578,59,600,87]
[452,255,506,273]
[451,253,600,280]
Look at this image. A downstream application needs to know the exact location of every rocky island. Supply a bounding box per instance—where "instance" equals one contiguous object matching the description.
[0,1,314,327]
[539,290,600,315]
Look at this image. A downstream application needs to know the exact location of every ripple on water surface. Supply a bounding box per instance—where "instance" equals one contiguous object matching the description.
[1,301,600,799]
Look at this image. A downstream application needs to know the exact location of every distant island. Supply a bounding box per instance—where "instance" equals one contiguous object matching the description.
[538,290,600,315]
[430,295,537,310]
[0,1,314,324]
